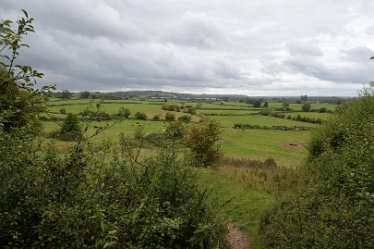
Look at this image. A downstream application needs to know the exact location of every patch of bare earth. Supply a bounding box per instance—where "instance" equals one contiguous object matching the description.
[228,223,250,249]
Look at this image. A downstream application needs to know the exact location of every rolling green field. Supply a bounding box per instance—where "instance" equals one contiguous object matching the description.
[41,97,337,249]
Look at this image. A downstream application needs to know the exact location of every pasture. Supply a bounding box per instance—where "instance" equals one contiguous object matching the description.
[41,97,337,249]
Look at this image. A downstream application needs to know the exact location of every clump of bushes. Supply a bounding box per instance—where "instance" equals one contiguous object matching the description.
[116,107,131,118]
[0,129,230,248]
[178,114,192,123]
[260,88,374,249]
[135,112,147,120]
[162,104,180,112]
[57,113,82,140]
[165,112,175,121]
[185,120,221,167]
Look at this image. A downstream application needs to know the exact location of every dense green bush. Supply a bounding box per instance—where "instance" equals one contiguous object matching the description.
[185,120,221,167]
[165,112,176,121]
[116,107,131,118]
[178,114,191,123]
[58,113,82,140]
[0,129,229,248]
[135,112,147,120]
[260,89,374,249]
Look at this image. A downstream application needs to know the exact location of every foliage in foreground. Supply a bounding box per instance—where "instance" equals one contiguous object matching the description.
[260,88,374,249]
[0,129,229,248]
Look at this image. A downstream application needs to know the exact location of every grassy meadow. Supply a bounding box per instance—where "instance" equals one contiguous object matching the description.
[42,98,337,249]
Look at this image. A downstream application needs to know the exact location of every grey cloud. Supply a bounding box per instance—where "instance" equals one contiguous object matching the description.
[1,0,374,95]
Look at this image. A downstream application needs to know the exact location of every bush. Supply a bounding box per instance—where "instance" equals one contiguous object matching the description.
[60,108,66,114]
[185,120,221,167]
[178,114,191,123]
[165,112,175,121]
[0,129,230,248]
[166,121,185,140]
[260,90,374,249]
[302,103,311,112]
[59,113,82,140]
[135,112,147,120]
[152,114,160,121]
[117,107,131,118]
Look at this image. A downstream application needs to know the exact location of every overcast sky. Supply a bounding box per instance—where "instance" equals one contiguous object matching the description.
[1,0,374,96]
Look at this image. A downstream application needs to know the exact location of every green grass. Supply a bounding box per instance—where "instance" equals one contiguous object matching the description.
[209,115,318,128]
[220,129,310,167]
[286,111,335,120]
[196,168,274,249]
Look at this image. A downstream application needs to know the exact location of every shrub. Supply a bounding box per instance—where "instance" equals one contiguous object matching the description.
[60,108,66,114]
[152,114,160,120]
[260,90,374,249]
[185,120,221,167]
[253,99,262,108]
[178,114,191,123]
[302,102,311,112]
[117,107,131,118]
[135,112,147,120]
[0,129,229,248]
[166,121,185,140]
[165,112,175,121]
[59,113,82,140]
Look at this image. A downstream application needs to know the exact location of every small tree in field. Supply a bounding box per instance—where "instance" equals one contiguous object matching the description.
[117,107,131,118]
[135,112,147,120]
[59,113,82,140]
[165,112,175,121]
[302,103,311,112]
[185,120,221,167]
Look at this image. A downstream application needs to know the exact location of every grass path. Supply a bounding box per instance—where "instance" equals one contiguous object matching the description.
[196,168,275,249]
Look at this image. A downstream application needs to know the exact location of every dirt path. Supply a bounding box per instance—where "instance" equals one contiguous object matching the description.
[228,223,251,249]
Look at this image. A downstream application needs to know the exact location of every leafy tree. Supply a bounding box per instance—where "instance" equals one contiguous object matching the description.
[263,101,269,108]
[253,99,262,108]
[80,91,90,98]
[60,90,73,99]
[185,120,221,167]
[59,113,82,140]
[135,112,147,120]
[165,112,175,121]
[0,10,52,133]
[302,102,311,112]
[178,114,191,123]
[166,121,185,140]
[117,107,131,118]
[282,101,290,110]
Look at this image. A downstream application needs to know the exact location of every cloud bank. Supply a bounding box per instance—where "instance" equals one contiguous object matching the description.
[1,0,374,95]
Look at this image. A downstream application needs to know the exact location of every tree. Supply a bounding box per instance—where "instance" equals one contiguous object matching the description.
[60,90,73,99]
[59,113,82,140]
[165,112,175,121]
[0,10,52,133]
[135,112,147,120]
[253,99,262,108]
[80,91,90,98]
[282,101,290,110]
[302,103,311,112]
[185,120,221,167]
[178,114,191,123]
[117,107,131,118]
[263,101,269,108]
[300,95,308,101]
